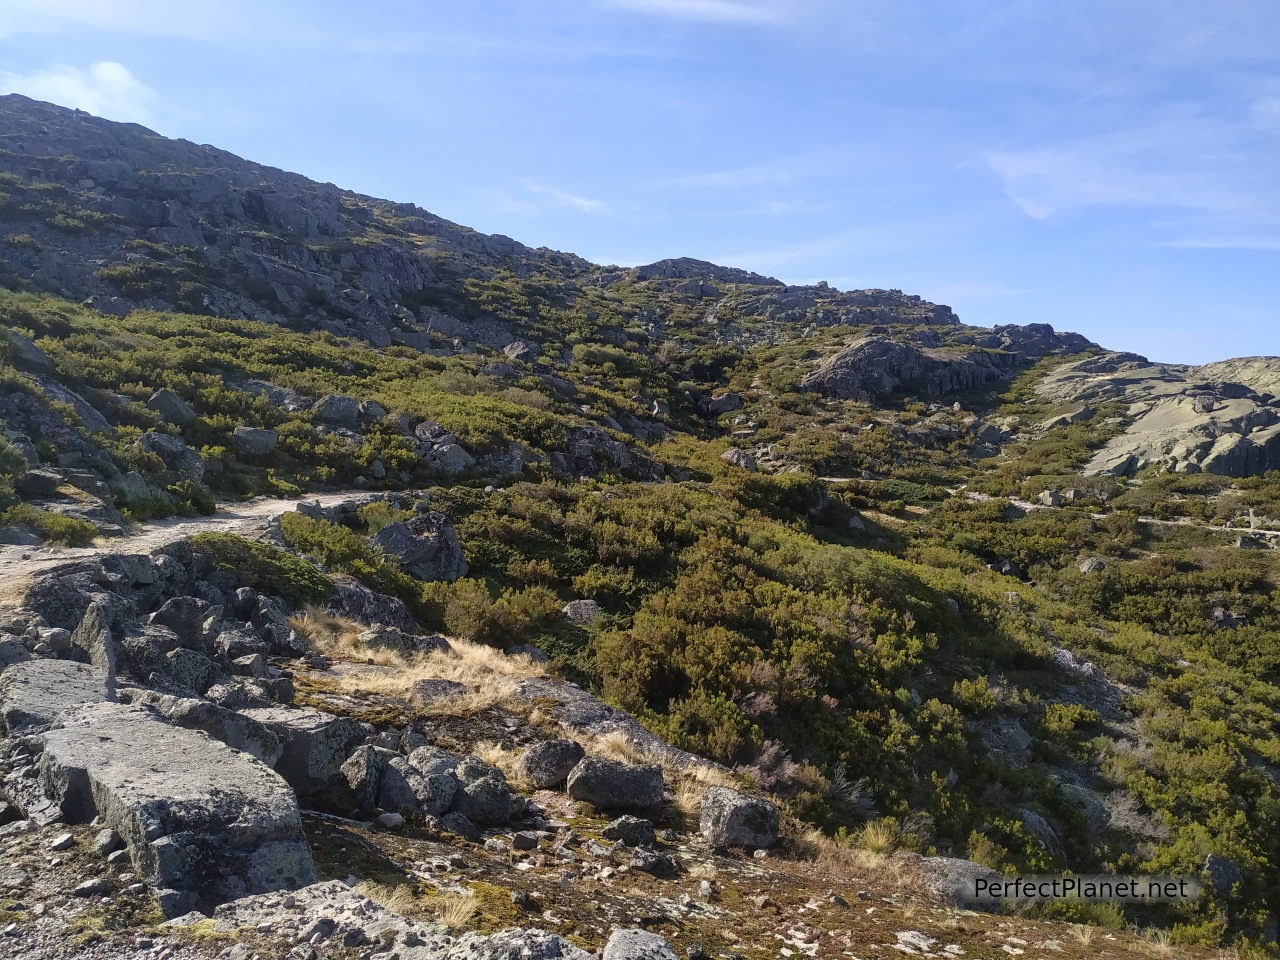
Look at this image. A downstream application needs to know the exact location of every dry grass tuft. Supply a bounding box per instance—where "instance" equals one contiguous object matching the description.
[857,817,900,855]
[354,881,478,931]
[289,607,397,661]
[786,825,920,895]
[1140,928,1175,957]
[1068,924,1095,947]
[306,622,546,719]
[471,740,528,787]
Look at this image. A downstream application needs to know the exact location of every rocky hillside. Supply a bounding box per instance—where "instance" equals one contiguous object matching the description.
[1035,353,1280,477]
[0,497,1232,960]
[2,94,1280,955]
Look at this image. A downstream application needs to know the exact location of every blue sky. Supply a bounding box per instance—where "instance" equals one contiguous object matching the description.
[1,1,1277,363]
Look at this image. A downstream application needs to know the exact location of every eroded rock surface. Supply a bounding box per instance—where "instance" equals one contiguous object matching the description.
[36,702,315,916]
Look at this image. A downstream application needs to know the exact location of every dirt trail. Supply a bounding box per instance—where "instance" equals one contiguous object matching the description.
[0,491,371,603]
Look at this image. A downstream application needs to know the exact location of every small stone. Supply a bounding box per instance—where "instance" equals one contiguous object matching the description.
[49,832,75,852]
[375,812,404,830]
[512,831,540,851]
[94,828,123,855]
[74,878,110,897]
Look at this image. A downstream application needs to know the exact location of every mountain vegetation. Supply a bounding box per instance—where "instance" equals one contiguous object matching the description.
[2,94,1279,953]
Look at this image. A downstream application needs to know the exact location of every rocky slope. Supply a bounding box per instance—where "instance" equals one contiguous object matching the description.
[1035,353,1280,477]
[0,95,957,353]
[0,497,1223,959]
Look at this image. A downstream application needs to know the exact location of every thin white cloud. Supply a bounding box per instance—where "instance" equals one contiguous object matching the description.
[986,107,1280,242]
[519,179,608,214]
[602,0,784,25]
[0,61,156,123]
[0,0,232,40]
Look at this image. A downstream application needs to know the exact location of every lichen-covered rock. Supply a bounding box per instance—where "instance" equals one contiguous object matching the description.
[36,702,315,916]
[601,815,656,848]
[149,596,208,646]
[602,928,678,960]
[561,599,602,626]
[378,754,458,816]
[566,757,664,811]
[369,511,468,583]
[516,738,585,789]
[326,576,420,633]
[240,706,366,804]
[699,786,779,850]
[341,744,397,810]
[0,659,110,734]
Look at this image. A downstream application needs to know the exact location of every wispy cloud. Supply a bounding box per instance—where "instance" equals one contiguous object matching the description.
[0,61,156,123]
[987,103,1280,252]
[601,0,784,24]
[519,179,608,213]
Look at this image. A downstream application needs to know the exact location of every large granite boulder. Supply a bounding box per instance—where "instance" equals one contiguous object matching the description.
[602,929,678,960]
[326,576,420,633]
[699,786,779,850]
[565,757,664,811]
[516,738,585,789]
[231,426,279,457]
[369,511,468,582]
[240,706,366,804]
[36,702,315,917]
[147,388,198,425]
[137,432,205,482]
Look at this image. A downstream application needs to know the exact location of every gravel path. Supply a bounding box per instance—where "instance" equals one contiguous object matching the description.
[0,491,371,602]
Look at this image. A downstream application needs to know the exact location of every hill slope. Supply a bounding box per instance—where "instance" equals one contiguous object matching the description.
[1,95,1279,952]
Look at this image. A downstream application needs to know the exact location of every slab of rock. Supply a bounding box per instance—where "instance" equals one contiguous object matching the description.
[36,702,315,916]
[516,738,585,789]
[566,757,664,811]
[0,659,110,734]
[699,786,779,850]
[127,690,284,765]
[603,928,678,960]
[408,678,466,706]
[240,706,365,804]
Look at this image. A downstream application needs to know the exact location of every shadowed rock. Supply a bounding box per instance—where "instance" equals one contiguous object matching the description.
[566,757,664,811]
[699,786,779,850]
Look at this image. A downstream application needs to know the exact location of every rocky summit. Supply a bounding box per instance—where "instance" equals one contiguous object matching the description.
[0,95,1279,957]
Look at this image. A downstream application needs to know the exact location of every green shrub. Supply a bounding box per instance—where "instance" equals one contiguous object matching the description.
[188,533,333,604]
[1,504,96,546]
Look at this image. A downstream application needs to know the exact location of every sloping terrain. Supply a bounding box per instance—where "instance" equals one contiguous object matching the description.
[0,95,1279,954]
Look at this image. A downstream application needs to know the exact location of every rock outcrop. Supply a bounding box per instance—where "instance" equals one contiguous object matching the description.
[37,702,315,916]
[1036,352,1280,477]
